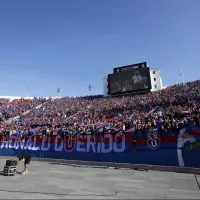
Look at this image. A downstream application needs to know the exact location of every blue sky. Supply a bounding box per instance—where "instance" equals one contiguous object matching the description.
[0,0,199,97]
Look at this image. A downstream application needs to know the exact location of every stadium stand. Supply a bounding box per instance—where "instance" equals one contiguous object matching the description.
[0,80,199,139]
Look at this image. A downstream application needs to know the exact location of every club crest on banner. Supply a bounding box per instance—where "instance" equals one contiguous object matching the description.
[147,129,160,149]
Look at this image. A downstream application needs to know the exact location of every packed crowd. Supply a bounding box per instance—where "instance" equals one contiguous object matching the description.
[0,97,46,122]
[0,80,199,140]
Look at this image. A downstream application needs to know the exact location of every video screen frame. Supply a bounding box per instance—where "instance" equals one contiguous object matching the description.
[113,62,147,73]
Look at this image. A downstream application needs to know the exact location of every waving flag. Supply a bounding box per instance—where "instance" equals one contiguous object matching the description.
[179,69,183,77]
[145,108,156,118]
[89,85,92,91]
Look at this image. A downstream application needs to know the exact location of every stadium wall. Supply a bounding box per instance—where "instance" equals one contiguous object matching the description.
[0,126,200,168]
[0,96,54,100]
[103,77,110,97]
[150,69,163,92]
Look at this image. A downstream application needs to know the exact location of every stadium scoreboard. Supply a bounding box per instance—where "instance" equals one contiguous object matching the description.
[108,62,151,95]
[113,62,147,73]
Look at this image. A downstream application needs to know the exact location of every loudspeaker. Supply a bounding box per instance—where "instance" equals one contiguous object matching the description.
[6,160,17,167]
[4,166,16,176]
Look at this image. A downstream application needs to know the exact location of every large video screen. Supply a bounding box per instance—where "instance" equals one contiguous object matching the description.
[108,67,151,95]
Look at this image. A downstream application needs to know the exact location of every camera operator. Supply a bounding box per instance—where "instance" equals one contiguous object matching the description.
[17,153,32,174]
